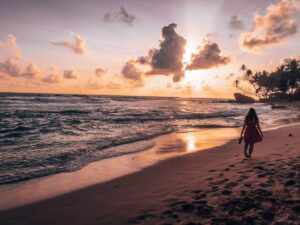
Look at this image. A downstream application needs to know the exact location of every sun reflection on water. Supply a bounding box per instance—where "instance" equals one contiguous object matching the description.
[185,132,197,152]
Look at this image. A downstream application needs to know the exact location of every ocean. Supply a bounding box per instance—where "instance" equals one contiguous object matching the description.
[0,93,299,184]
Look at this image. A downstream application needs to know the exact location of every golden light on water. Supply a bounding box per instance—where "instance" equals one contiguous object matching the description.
[185,132,197,152]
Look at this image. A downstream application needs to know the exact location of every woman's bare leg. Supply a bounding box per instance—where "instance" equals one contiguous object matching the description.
[244,143,249,158]
[249,144,254,158]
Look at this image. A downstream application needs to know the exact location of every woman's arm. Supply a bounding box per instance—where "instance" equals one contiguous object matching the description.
[240,121,246,138]
[257,121,263,137]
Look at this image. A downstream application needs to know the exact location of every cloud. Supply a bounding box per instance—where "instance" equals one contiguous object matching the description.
[86,78,121,90]
[22,63,41,78]
[103,6,136,26]
[42,74,60,83]
[95,67,107,77]
[0,59,41,79]
[129,23,186,82]
[229,16,245,30]
[241,0,299,51]
[0,34,22,59]
[51,33,86,54]
[148,23,186,82]
[0,34,16,48]
[186,42,230,70]
[63,70,77,79]
[121,61,142,81]
[86,79,101,90]
[0,59,21,77]
[42,68,60,83]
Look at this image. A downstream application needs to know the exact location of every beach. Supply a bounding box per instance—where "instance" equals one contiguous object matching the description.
[0,124,299,225]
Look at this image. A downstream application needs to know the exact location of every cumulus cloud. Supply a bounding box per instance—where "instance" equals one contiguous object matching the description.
[0,59,21,77]
[186,42,230,70]
[51,33,86,54]
[0,59,41,78]
[121,61,142,81]
[241,0,299,51]
[0,34,16,48]
[103,6,136,26]
[125,23,186,82]
[95,67,107,77]
[42,68,60,83]
[229,16,245,30]
[63,70,77,79]
[147,23,186,82]
[22,63,41,78]
[42,74,60,83]
[0,35,22,59]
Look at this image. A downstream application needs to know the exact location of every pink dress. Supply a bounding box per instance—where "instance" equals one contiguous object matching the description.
[244,119,262,144]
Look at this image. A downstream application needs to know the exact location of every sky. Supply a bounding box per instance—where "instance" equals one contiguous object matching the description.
[0,0,299,98]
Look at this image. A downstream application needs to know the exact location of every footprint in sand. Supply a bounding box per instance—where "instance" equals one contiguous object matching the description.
[130,212,155,224]
[193,193,207,200]
[221,189,232,196]
[224,181,237,189]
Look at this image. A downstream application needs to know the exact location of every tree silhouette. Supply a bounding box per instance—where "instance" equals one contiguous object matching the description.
[245,58,300,100]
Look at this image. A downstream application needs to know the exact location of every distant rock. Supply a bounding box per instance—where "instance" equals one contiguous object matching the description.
[234,93,256,103]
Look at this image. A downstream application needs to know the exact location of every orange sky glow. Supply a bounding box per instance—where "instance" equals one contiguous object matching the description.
[0,0,300,98]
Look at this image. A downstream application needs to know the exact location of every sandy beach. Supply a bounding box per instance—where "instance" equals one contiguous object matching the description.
[0,124,299,225]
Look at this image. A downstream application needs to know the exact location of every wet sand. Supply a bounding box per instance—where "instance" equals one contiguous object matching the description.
[0,125,299,225]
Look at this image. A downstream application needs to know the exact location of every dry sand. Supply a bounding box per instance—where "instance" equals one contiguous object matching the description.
[0,125,299,225]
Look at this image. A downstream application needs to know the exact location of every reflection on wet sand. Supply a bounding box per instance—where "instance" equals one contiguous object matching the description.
[0,128,240,210]
[156,128,240,154]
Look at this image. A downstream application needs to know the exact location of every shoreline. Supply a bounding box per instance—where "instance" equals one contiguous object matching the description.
[0,124,299,224]
[0,127,240,210]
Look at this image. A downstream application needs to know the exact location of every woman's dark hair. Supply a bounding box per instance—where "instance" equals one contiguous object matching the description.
[246,108,259,122]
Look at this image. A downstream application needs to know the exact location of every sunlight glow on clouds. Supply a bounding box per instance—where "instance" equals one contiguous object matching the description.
[186,41,231,70]
[51,33,86,55]
[241,0,299,51]
[0,0,299,97]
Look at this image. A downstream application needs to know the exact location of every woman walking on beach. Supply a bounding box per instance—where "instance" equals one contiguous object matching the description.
[240,108,263,158]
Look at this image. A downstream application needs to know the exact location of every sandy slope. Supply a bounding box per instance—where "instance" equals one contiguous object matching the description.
[0,125,299,225]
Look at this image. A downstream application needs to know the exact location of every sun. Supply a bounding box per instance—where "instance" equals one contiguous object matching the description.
[183,41,197,65]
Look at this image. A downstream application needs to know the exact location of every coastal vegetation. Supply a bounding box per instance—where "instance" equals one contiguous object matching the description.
[240,58,300,101]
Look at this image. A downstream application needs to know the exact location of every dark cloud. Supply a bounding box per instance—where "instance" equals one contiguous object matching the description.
[103,6,136,26]
[121,23,186,82]
[95,67,107,77]
[149,23,186,81]
[229,16,245,30]
[186,42,230,70]
[51,33,86,54]
[63,70,76,79]
[241,0,299,51]
[121,61,142,81]
[135,23,186,82]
